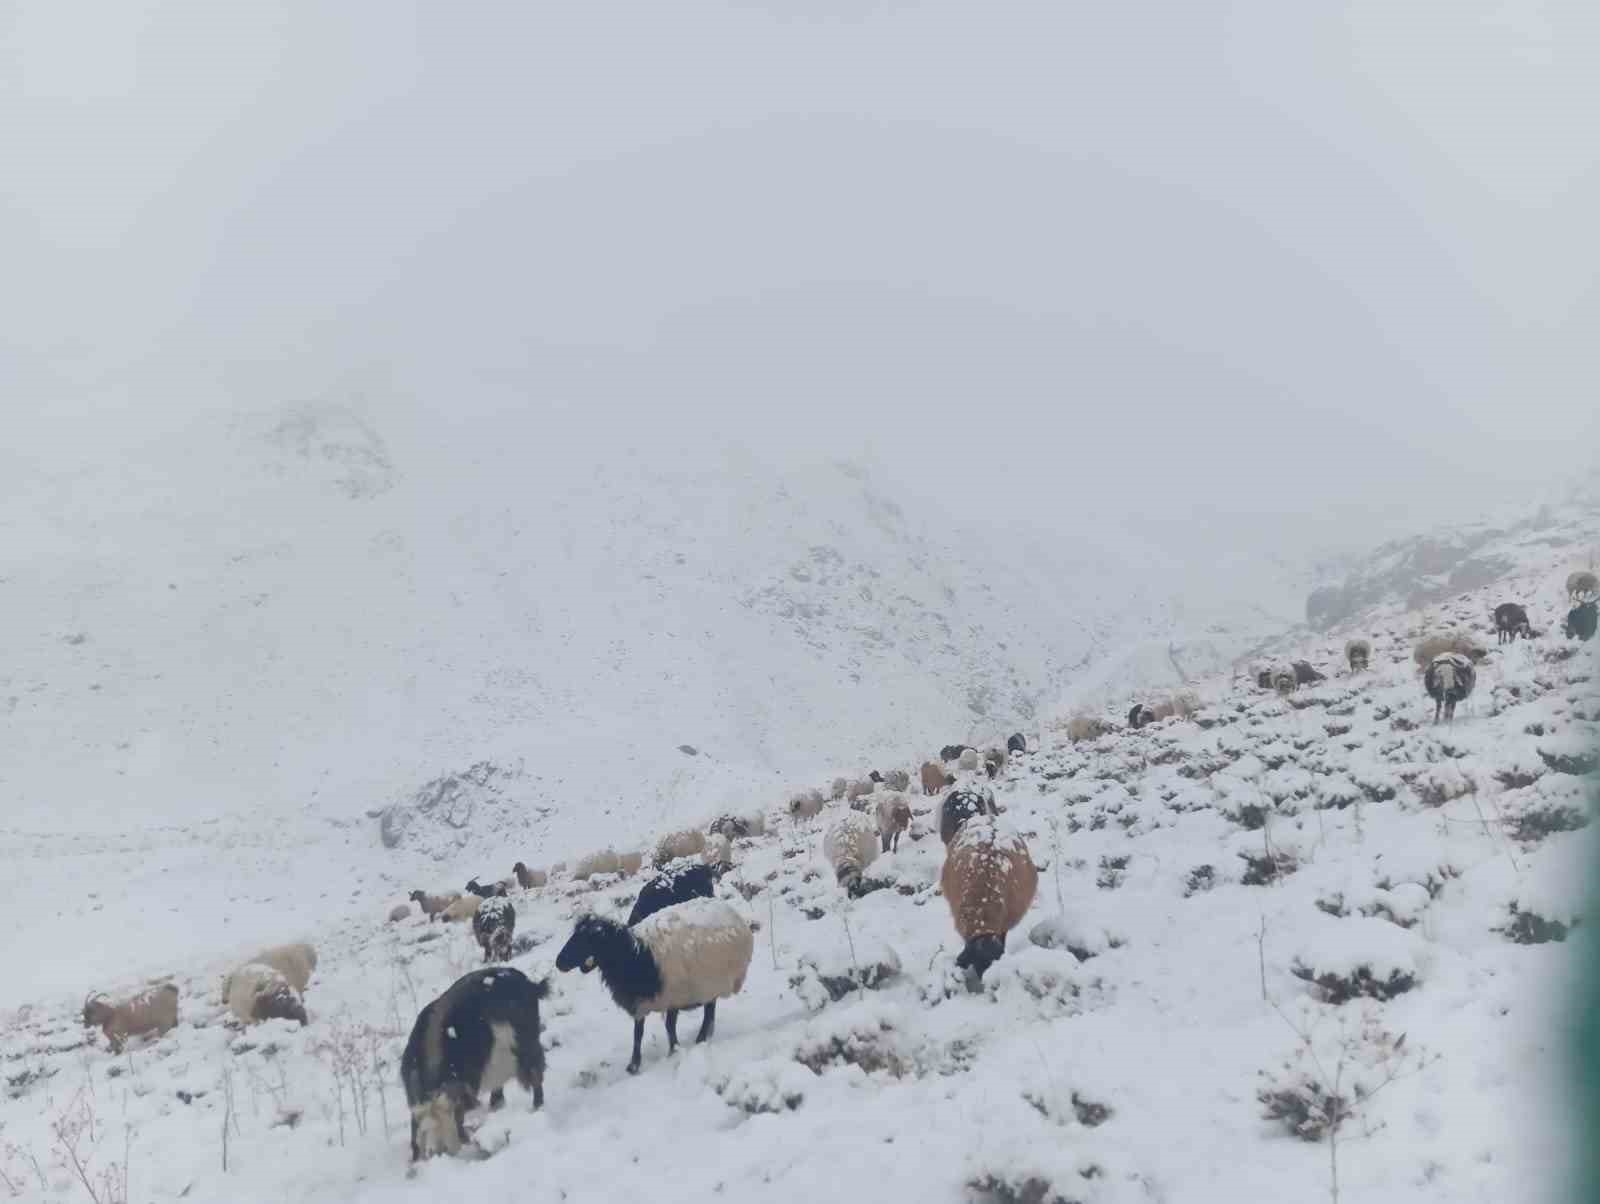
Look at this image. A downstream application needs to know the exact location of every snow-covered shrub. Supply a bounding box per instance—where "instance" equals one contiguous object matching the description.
[1537,732,1600,776]
[1496,901,1581,945]
[1291,918,1421,1004]
[1238,848,1298,886]
[1027,918,1121,963]
[1257,1070,1350,1141]
[1411,763,1476,807]
[1183,864,1217,896]
[982,948,1089,1018]
[712,1058,812,1114]
[788,939,902,1010]
[791,1001,911,1078]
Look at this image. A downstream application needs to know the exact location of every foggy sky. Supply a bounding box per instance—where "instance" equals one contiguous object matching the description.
[3,0,1596,546]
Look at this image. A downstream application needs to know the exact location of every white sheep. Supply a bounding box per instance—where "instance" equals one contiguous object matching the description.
[829,777,848,801]
[875,794,913,853]
[1064,715,1111,743]
[958,748,980,772]
[555,898,755,1074]
[882,769,911,792]
[574,849,622,880]
[388,903,412,923]
[408,890,461,920]
[513,863,547,890]
[845,778,875,801]
[1345,639,1371,672]
[654,828,707,867]
[1271,664,1297,696]
[222,942,316,998]
[441,895,483,923]
[225,964,307,1027]
[702,832,734,872]
[618,851,644,877]
[788,792,825,822]
[823,811,880,896]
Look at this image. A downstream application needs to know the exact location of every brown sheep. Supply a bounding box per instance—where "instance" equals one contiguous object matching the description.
[441,895,483,923]
[940,817,1038,984]
[82,983,179,1053]
[921,760,954,796]
[875,794,913,853]
[619,851,644,877]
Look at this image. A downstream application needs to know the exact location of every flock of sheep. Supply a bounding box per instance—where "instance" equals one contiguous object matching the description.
[69,568,1597,1164]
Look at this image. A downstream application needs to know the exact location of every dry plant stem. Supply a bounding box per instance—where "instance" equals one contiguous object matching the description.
[767,889,779,970]
[1256,914,1268,1003]
[840,906,864,1002]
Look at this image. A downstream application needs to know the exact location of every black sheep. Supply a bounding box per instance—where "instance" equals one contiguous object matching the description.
[939,786,999,845]
[868,770,883,783]
[472,896,516,963]
[625,862,716,927]
[400,967,547,1161]
[465,878,508,899]
[1255,670,1273,690]
[1494,602,1533,644]
[1006,732,1026,755]
[1292,660,1325,686]
[1568,601,1598,642]
[940,744,970,763]
[1127,703,1156,730]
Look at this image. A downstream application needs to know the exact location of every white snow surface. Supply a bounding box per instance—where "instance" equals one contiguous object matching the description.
[1,521,1596,1202]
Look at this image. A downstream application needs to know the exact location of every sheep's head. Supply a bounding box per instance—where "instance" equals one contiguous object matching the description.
[408,889,426,904]
[82,994,110,1027]
[555,914,618,974]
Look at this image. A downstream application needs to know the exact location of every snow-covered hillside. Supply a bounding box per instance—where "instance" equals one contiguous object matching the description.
[1,400,1308,1002]
[1,528,1592,1203]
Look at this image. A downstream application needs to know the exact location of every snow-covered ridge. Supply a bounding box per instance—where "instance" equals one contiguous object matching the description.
[1,532,1592,1203]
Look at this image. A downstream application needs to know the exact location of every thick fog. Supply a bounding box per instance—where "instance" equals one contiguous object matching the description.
[4,0,1596,554]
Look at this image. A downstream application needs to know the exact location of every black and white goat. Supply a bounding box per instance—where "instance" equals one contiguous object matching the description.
[400,967,547,1161]
[465,878,509,899]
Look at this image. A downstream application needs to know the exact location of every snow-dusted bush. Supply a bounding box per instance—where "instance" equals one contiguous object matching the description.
[788,939,902,1010]
[1290,918,1421,1004]
[712,1057,812,1114]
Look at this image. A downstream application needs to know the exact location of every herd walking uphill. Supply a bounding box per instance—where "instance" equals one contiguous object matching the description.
[555,899,755,1075]
[31,549,1600,1197]
[401,967,547,1161]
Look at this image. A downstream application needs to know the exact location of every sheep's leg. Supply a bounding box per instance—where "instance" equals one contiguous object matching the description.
[627,1018,645,1074]
[664,1008,680,1054]
[880,833,891,855]
[696,1001,716,1044]
[489,1087,505,1110]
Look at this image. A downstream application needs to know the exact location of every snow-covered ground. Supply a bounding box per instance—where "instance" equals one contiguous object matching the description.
[2,517,1593,1203]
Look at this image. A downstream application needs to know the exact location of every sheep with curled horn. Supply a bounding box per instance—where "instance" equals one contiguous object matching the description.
[1493,603,1533,645]
[82,983,179,1053]
[401,967,547,1160]
[1567,570,1598,601]
[1345,639,1371,672]
[1424,652,1476,724]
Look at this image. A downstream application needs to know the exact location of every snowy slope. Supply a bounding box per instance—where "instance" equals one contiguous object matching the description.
[1,532,1593,1203]
[2,400,1306,1003]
